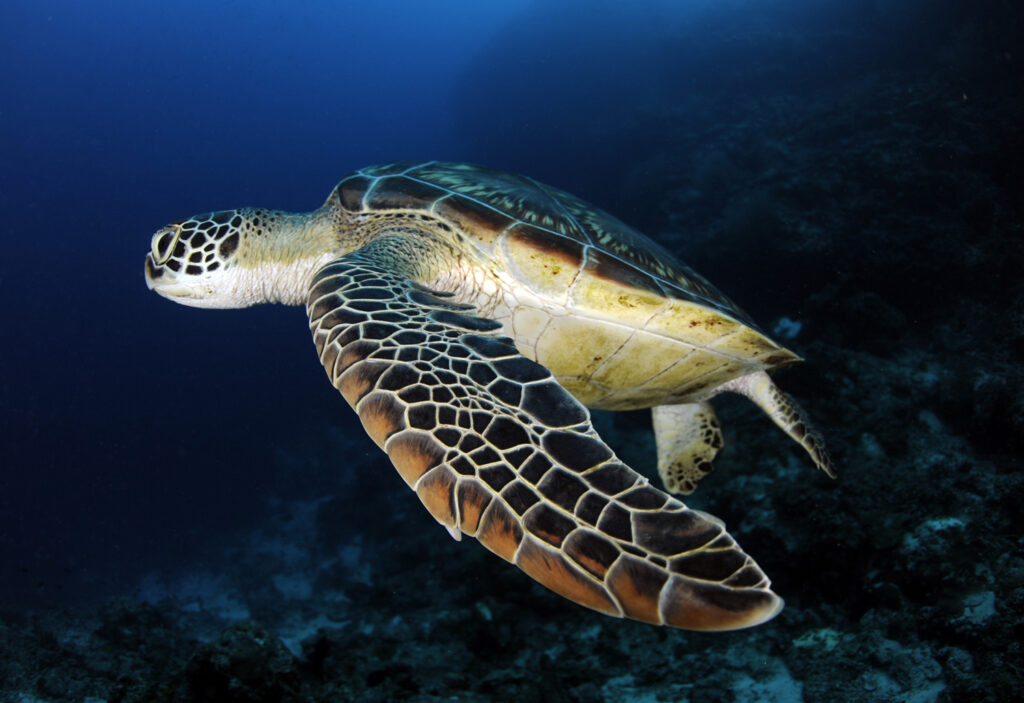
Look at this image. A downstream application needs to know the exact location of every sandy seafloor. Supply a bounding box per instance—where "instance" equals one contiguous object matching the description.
[1,1,1022,701]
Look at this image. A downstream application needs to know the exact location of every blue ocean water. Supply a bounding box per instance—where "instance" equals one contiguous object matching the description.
[1,0,535,602]
[1,0,1021,700]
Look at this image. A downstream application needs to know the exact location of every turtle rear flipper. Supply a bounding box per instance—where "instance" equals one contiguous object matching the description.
[306,241,783,631]
[721,371,837,479]
[652,402,723,495]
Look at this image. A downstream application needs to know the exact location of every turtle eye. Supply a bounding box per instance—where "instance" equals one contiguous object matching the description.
[150,224,182,265]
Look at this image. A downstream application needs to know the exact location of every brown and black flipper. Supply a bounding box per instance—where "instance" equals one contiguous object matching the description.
[306,246,783,631]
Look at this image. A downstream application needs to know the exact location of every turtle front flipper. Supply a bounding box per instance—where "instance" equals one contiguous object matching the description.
[306,244,783,631]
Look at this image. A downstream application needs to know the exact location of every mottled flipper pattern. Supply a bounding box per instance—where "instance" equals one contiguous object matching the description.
[721,371,836,479]
[306,246,782,630]
[652,402,724,495]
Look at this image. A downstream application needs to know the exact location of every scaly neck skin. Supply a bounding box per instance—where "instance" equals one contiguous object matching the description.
[147,203,460,309]
[224,206,462,307]
[233,206,343,306]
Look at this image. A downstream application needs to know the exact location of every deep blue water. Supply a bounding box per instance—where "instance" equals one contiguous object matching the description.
[2,0,537,602]
[1,0,1022,699]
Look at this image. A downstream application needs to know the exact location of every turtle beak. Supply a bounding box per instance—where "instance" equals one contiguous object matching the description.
[144,253,193,301]
[144,249,233,308]
[144,254,164,290]
[145,223,182,291]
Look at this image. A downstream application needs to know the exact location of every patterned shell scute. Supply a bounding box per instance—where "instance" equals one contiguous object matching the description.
[333,160,754,325]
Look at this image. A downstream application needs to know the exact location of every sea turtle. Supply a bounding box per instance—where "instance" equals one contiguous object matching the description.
[144,161,835,631]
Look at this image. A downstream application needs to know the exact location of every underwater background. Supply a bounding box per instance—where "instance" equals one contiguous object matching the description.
[1,0,1022,700]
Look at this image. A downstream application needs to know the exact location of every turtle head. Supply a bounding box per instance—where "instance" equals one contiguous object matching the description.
[145,207,340,308]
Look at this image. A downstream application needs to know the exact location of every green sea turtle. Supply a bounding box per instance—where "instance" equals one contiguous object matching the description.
[144,161,835,631]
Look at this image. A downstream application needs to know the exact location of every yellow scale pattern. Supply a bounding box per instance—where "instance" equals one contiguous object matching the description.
[343,161,756,328]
